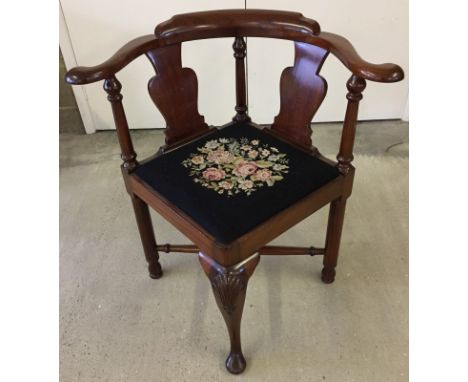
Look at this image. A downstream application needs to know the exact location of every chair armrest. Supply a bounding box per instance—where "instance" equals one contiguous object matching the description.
[64,35,159,85]
[64,25,404,85]
[319,32,404,83]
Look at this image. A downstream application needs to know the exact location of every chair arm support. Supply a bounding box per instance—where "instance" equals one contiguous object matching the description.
[337,75,367,174]
[103,76,138,172]
[64,35,159,85]
[319,32,404,83]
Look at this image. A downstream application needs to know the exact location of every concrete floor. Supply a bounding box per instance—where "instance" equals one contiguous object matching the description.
[60,121,408,381]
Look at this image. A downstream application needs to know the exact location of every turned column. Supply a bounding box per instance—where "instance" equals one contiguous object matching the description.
[337,75,366,174]
[322,75,366,284]
[199,253,259,374]
[103,75,162,279]
[103,75,138,172]
[232,37,250,122]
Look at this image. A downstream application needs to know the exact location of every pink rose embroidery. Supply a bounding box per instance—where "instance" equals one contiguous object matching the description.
[207,149,235,164]
[202,167,226,181]
[233,162,258,177]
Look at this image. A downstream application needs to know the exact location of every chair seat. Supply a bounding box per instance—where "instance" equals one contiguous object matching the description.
[134,122,340,244]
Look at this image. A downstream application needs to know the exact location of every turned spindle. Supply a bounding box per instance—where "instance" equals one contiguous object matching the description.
[337,75,366,174]
[103,76,138,172]
[232,37,250,122]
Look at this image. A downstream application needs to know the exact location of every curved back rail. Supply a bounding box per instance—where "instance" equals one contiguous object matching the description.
[66,10,403,85]
[65,9,404,168]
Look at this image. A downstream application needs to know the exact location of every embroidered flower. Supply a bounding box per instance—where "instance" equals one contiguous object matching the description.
[252,169,272,181]
[261,149,270,157]
[207,149,235,164]
[219,180,234,190]
[248,150,259,159]
[202,167,226,181]
[205,140,220,149]
[181,136,289,196]
[239,179,254,190]
[233,162,258,177]
[191,155,204,165]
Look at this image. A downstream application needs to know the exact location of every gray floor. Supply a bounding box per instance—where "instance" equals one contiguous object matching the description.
[60,121,408,381]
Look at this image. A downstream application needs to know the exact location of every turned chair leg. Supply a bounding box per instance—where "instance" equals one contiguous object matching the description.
[322,197,347,284]
[131,195,163,279]
[198,253,260,374]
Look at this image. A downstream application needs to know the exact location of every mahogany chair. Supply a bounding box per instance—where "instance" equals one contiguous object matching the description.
[65,9,404,374]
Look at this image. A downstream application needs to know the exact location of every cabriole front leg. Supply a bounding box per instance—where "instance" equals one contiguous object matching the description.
[131,195,163,279]
[198,253,260,374]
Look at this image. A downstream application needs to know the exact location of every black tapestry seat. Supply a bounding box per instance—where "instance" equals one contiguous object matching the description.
[134,122,340,244]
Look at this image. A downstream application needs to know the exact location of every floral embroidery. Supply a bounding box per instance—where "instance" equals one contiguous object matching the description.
[182,137,289,196]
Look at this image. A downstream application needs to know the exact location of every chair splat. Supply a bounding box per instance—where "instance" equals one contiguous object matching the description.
[271,42,329,149]
[146,43,209,145]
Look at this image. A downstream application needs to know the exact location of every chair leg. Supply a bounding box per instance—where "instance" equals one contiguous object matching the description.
[322,197,347,284]
[131,195,163,279]
[198,253,260,374]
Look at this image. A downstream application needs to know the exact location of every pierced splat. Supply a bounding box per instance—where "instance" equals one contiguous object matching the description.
[271,42,329,149]
[146,43,209,145]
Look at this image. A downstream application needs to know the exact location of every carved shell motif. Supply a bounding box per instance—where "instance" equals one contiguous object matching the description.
[210,270,247,315]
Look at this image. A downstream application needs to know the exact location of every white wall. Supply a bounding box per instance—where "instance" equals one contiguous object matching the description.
[60,1,408,132]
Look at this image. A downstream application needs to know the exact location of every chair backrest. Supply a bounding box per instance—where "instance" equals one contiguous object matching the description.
[65,9,403,167]
[144,10,330,147]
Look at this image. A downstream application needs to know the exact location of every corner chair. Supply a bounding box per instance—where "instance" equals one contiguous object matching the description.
[65,9,404,374]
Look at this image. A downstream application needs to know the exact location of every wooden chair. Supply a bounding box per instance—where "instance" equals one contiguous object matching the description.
[65,9,404,374]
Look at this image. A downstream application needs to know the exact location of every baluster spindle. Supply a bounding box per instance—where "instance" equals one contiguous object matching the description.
[232,37,250,122]
[103,76,138,172]
[337,75,367,174]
